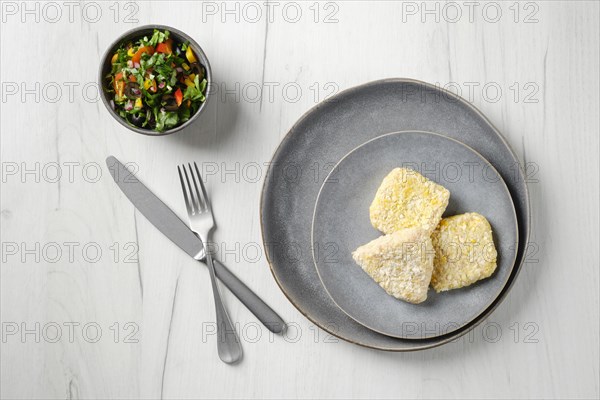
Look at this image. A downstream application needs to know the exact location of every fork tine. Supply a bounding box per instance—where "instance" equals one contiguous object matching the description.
[189,163,206,212]
[182,164,198,214]
[177,165,193,215]
[194,162,211,212]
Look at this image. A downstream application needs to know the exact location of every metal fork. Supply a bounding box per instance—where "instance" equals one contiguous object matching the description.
[177,162,243,364]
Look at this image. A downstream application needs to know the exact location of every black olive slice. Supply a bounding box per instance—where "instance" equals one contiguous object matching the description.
[125,82,142,98]
[128,112,145,127]
[188,63,204,80]
[161,94,179,111]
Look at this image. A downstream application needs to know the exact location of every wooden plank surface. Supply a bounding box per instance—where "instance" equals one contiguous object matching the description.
[1,1,598,399]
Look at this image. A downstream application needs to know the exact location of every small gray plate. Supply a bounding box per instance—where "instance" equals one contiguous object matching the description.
[312,131,518,339]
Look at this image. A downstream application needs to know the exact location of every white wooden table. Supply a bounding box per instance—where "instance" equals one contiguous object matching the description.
[1,1,598,398]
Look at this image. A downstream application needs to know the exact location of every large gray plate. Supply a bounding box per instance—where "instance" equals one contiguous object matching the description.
[261,78,530,351]
[312,131,518,339]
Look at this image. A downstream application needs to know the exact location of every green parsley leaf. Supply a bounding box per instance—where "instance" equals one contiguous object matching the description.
[149,29,171,46]
[155,111,179,132]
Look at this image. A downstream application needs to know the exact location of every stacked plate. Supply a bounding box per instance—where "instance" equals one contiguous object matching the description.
[260,79,530,350]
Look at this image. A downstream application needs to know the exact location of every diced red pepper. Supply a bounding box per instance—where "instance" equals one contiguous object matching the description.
[128,75,137,83]
[131,45,154,63]
[155,39,173,55]
[113,72,125,98]
[174,88,183,106]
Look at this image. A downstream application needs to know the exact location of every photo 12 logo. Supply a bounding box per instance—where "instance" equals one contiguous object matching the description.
[1,81,101,104]
[1,241,139,265]
[199,1,340,24]
[1,161,140,184]
[2,321,139,344]
[400,1,540,24]
[210,81,339,105]
[1,1,140,24]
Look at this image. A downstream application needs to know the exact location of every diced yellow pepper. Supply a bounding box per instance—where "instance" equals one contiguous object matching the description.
[127,47,136,57]
[184,73,196,88]
[111,53,118,64]
[134,98,143,109]
[185,47,197,63]
[143,79,157,92]
[182,63,190,71]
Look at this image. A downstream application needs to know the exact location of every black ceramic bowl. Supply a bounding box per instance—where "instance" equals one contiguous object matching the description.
[98,25,212,136]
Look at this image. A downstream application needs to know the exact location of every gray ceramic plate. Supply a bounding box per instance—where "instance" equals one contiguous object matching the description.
[261,78,530,351]
[312,131,518,339]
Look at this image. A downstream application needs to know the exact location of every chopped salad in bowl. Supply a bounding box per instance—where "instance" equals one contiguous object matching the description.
[101,27,210,134]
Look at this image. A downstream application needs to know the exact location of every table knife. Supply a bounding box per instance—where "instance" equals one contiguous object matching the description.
[106,156,285,334]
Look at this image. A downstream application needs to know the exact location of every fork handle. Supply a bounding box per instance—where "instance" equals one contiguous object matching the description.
[211,258,286,334]
[205,251,243,364]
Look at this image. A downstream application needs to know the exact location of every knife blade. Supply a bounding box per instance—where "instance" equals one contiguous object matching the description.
[106,156,285,334]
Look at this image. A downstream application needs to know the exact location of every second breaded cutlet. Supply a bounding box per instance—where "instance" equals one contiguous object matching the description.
[431,212,498,292]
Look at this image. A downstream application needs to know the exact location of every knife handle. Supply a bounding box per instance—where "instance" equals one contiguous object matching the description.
[212,258,286,334]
